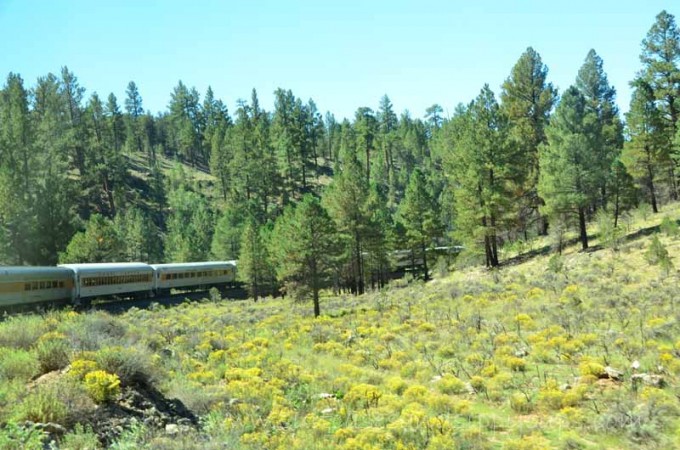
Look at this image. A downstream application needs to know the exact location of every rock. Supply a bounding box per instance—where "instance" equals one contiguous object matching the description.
[30,422,67,436]
[464,382,476,395]
[317,392,336,399]
[165,424,180,435]
[631,360,640,371]
[631,373,665,388]
[559,383,572,392]
[514,348,529,358]
[430,375,442,383]
[177,418,193,426]
[321,408,335,415]
[604,366,624,381]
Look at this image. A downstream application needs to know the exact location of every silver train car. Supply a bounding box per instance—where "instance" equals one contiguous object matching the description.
[151,261,237,294]
[0,267,74,308]
[58,263,155,304]
[0,260,238,309]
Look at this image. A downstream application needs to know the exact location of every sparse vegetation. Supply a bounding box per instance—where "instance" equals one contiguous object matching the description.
[0,205,678,448]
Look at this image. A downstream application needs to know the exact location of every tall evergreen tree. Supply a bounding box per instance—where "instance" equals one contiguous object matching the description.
[500,47,557,236]
[539,86,597,250]
[270,195,339,317]
[639,10,680,198]
[575,49,623,209]
[398,168,443,279]
[622,79,665,213]
[445,87,513,267]
[323,148,371,294]
[238,219,275,300]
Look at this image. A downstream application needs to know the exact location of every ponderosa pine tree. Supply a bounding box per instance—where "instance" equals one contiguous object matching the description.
[623,79,665,213]
[124,81,144,154]
[539,86,597,250]
[323,148,371,294]
[59,214,124,263]
[270,195,339,317]
[575,49,623,210]
[398,168,443,279]
[445,86,512,267]
[238,219,274,300]
[500,47,557,237]
[0,73,35,264]
[639,10,680,199]
[165,186,213,262]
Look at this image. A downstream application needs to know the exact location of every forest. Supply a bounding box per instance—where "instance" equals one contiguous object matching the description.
[1,11,680,314]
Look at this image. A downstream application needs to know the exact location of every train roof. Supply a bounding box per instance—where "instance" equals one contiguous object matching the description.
[58,262,152,274]
[151,261,237,270]
[0,266,74,277]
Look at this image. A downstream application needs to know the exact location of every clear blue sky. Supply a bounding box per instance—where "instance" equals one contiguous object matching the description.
[0,0,676,120]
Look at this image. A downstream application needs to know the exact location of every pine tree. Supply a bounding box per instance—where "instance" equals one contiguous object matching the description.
[270,195,339,317]
[639,10,680,198]
[238,219,274,300]
[539,86,597,250]
[124,81,144,153]
[165,187,213,262]
[323,148,371,294]
[500,47,557,236]
[398,168,443,279]
[444,87,512,267]
[623,79,665,213]
[59,214,124,263]
[575,49,623,209]
[0,73,35,263]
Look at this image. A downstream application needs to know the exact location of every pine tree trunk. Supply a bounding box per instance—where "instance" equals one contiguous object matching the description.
[645,152,658,213]
[421,240,429,281]
[578,207,588,250]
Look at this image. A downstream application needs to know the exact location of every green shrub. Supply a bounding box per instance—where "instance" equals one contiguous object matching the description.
[660,216,679,238]
[645,235,673,274]
[0,316,46,350]
[95,345,158,385]
[0,422,45,450]
[509,393,534,414]
[0,347,39,381]
[84,370,121,403]
[12,386,68,424]
[59,424,101,450]
[34,337,70,373]
[62,311,127,351]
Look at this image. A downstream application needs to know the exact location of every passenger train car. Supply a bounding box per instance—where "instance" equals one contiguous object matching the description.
[0,267,74,308]
[151,261,237,295]
[0,261,237,310]
[58,263,155,304]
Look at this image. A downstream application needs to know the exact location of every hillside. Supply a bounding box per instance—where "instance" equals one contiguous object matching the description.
[0,204,679,449]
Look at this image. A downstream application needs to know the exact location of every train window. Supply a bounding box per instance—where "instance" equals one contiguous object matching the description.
[59,281,64,288]
[52,281,58,288]
[39,281,46,290]
[25,283,31,291]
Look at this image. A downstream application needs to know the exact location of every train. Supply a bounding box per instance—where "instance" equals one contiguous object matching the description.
[0,261,237,310]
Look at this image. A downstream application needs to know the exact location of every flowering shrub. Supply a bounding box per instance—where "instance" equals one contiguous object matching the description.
[83,370,121,403]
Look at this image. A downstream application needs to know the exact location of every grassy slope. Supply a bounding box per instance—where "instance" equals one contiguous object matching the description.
[1,204,680,449]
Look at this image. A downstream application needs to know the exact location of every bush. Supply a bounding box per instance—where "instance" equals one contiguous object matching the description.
[94,346,158,385]
[62,311,127,351]
[34,336,70,373]
[660,216,679,238]
[0,347,39,381]
[645,235,673,274]
[0,316,46,350]
[0,422,45,450]
[12,386,68,423]
[510,393,534,414]
[84,370,121,403]
[59,424,101,450]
